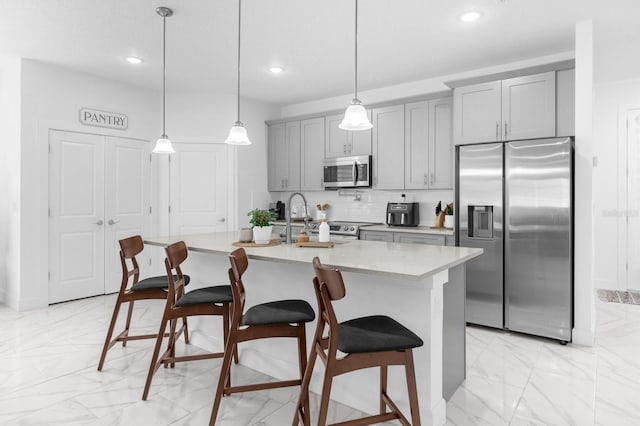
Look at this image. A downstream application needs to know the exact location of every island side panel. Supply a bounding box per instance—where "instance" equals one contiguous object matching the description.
[443,263,466,400]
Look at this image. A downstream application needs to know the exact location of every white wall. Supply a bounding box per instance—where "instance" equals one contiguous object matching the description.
[5,59,277,310]
[0,56,22,307]
[18,59,157,310]
[573,21,596,346]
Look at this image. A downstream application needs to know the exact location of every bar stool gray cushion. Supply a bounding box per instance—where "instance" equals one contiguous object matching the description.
[337,315,423,354]
[242,299,315,326]
[175,285,233,307]
[132,274,191,291]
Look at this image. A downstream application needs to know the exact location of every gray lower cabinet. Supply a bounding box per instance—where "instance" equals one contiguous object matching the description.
[393,232,446,245]
[359,230,394,242]
[360,230,446,246]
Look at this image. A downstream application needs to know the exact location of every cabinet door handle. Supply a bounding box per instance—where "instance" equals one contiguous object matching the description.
[424,174,428,185]
[504,122,508,139]
[496,122,499,139]
[349,143,353,153]
[107,219,119,225]
[430,173,435,185]
[94,220,104,226]
[343,144,347,154]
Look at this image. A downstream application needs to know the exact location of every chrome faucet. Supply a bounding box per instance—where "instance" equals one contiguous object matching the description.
[286,192,309,244]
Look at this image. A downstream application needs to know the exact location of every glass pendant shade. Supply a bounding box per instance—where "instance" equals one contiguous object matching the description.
[339,101,372,130]
[153,135,175,154]
[225,122,252,145]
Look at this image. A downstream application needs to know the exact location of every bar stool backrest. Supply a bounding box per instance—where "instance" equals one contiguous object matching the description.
[312,256,346,301]
[118,235,144,291]
[228,248,249,322]
[164,241,188,303]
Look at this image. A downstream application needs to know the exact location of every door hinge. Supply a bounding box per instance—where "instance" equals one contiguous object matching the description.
[149,206,152,214]
[48,208,51,217]
[168,205,171,213]
[149,153,152,162]
[626,263,629,271]
[48,272,51,281]
[149,258,152,266]
[48,144,51,154]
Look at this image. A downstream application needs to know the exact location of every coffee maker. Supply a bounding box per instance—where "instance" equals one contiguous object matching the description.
[386,202,419,227]
[269,201,285,221]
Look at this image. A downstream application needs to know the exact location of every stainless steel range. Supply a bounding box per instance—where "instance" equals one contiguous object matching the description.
[307,221,379,240]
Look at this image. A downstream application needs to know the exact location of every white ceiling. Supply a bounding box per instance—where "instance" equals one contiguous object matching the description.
[1,0,638,106]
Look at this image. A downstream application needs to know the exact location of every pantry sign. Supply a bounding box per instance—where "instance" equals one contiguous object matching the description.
[79,108,128,130]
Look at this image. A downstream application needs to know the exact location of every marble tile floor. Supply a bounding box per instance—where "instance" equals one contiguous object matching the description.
[1,294,640,425]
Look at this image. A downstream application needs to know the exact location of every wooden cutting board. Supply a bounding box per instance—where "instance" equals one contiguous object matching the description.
[232,240,281,247]
[295,241,334,248]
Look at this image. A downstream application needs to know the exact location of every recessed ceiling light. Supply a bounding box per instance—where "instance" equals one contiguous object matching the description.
[458,11,483,23]
[126,56,144,64]
[269,66,284,74]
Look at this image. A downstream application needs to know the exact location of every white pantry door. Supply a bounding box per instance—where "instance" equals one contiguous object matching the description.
[169,143,229,235]
[627,109,640,291]
[49,131,106,303]
[104,136,151,294]
[49,130,151,303]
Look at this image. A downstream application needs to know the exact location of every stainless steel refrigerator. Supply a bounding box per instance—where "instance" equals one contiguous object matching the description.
[456,137,573,342]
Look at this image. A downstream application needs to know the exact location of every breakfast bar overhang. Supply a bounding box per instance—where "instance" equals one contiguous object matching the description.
[145,232,483,425]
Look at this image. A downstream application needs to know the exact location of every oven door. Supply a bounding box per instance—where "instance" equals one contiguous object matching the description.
[323,155,371,188]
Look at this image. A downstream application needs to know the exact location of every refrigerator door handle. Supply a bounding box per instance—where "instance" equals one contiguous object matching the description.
[496,122,499,139]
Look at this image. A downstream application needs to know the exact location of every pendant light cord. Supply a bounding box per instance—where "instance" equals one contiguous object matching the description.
[236,0,242,124]
[354,0,358,101]
[162,13,167,137]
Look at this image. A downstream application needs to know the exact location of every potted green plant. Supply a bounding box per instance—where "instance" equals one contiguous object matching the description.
[248,208,276,244]
[444,203,454,229]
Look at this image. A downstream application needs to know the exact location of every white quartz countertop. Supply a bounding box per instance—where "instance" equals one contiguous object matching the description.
[145,232,482,280]
[361,224,455,236]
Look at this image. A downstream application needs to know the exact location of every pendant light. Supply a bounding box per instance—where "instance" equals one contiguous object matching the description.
[152,6,175,154]
[225,0,251,145]
[339,0,372,131]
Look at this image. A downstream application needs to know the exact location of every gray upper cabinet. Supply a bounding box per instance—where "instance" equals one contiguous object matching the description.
[373,104,405,189]
[267,121,300,192]
[454,71,558,144]
[429,97,453,189]
[300,117,325,191]
[454,81,501,144]
[404,100,429,189]
[405,97,453,190]
[556,69,575,137]
[325,111,372,158]
[501,72,556,140]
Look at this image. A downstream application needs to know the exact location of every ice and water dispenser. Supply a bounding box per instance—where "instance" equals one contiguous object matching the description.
[467,205,493,239]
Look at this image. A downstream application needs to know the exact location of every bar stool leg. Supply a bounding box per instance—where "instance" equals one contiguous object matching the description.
[142,315,169,401]
[317,365,334,426]
[380,364,388,414]
[122,300,135,347]
[168,317,178,368]
[296,327,310,426]
[292,345,317,426]
[404,350,421,426]
[182,316,190,344]
[97,299,122,371]
[210,338,237,425]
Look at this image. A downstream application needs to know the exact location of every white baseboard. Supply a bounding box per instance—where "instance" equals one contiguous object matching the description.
[572,326,595,346]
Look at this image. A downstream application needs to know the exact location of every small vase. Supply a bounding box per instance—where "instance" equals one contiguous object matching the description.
[444,215,454,229]
[252,225,273,244]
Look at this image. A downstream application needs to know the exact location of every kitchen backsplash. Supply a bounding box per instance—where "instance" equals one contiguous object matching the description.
[264,189,455,227]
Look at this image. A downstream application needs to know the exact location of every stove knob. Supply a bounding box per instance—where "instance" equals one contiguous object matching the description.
[350,226,355,232]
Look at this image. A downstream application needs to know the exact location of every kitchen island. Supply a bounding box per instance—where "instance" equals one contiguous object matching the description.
[145,232,482,425]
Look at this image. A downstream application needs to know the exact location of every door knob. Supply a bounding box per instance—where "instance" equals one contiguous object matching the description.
[108,219,120,225]
[94,220,104,226]
[218,217,226,223]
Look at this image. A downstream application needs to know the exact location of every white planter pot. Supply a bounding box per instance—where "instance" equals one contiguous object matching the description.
[252,225,273,244]
[444,215,454,229]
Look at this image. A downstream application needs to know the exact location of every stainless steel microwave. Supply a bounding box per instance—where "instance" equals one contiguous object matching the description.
[323,155,372,189]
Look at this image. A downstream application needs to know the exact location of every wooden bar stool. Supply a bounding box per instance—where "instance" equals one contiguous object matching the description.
[142,240,234,400]
[98,235,190,371]
[293,257,424,426]
[209,247,316,425]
